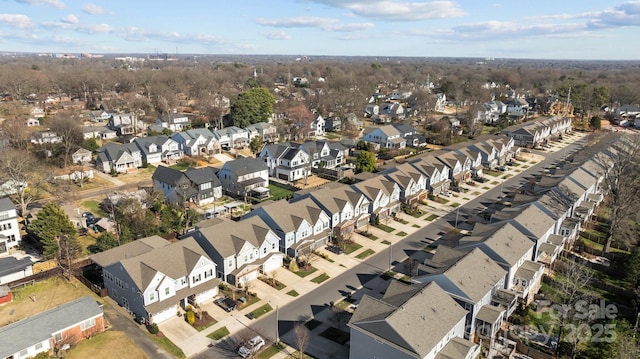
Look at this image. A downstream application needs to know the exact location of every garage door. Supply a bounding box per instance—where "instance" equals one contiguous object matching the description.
[239,269,260,285]
[152,306,177,324]
[262,255,283,273]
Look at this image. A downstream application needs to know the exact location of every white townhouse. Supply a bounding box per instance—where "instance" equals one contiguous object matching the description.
[0,197,21,256]
[171,128,221,157]
[351,176,401,223]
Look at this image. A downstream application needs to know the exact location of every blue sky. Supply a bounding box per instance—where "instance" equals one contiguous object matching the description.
[1,0,640,59]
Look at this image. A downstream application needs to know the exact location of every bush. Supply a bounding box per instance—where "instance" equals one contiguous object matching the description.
[218,283,228,291]
[289,259,299,272]
[186,310,195,325]
[147,323,159,334]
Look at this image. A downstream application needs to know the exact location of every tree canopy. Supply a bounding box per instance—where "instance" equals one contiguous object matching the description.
[229,87,275,128]
[28,202,80,259]
[356,150,376,173]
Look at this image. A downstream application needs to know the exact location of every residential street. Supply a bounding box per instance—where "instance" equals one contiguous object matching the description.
[236,135,589,359]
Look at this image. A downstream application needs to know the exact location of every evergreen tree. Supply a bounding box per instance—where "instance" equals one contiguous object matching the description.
[28,202,80,261]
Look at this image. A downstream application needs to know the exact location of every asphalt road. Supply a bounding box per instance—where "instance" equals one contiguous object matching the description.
[246,137,589,357]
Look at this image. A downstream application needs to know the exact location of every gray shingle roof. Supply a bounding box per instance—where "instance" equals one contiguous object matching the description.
[0,296,103,358]
[90,235,170,268]
[222,157,268,177]
[190,216,273,258]
[349,281,467,358]
[185,166,221,187]
[0,197,15,212]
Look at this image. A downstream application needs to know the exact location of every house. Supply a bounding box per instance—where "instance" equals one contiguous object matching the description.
[435,93,447,112]
[382,163,428,207]
[413,248,507,341]
[95,142,142,173]
[108,113,139,136]
[0,255,34,285]
[156,113,191,132]
[244,198,331,257]
[171,128,221,157]
[184,216,283,285]
[71,148,92,164]
[452,147,484,178]
[82,126,117,141]
[364,104,379,117]
[292,182,370,241]
[324,116,341,132]
[379,102,405,120]
[297,140,344,170]
[25,118,40,127]
[133,135,183,165]
[0,180,27,198]
[362,125,406,149]
[31,131,62,145]
[246,122,278,143]
[215,126,249,149]
[90,235,171,269]
[477,101,507,124]
[89,110,110,122]
[467,141,499,170]
[30,106,45,118]
[152,166,222,206]
[310,115,325,137]
[0,296,106,359]
[409,155,451,195]
[217,157,270,199]
[351,176,401,223]
[436,151,472,186]
[0,197,22,256]
[259,142,311,182]
[101,237,219,324]
[349,280,477,359]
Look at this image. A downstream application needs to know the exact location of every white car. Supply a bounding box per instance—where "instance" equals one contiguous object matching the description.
[238,336,265,358]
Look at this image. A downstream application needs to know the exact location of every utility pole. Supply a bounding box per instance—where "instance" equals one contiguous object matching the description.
[455,207,460,228]
[275,304,279,343]
[388,242,392,271]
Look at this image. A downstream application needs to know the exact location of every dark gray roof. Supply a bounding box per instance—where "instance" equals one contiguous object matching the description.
[0,256,33,278]
[185,166,221,187]
[90,235,170,268]
[0,296,103,358]
[222,157,268,176]
[152,165,185,185]
[0,197,16,212]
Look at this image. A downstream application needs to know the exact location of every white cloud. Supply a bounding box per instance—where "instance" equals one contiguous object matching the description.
[14,0,64,9]
[265,30,292,40]
[256,16,373,32]
[0,14,32,29]
[309,0,466,21]
[61,14,78,24]
[119,27,226,45]
[82,3,111,15]
[41,20,114,34]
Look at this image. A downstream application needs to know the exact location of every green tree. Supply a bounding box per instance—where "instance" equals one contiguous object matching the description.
[356,151,376,173]
[83,138,100,152]
[28,202,80,260]
[229,88,275,128]
[625,248,640,287]
[93,232,120,253]
[249,136,264,155]
[591,86,610,109]
[590,116,602,130]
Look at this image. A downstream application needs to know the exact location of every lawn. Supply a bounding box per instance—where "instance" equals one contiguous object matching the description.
[269,184,294,200]
[381,240,391,245]
[375,223,395,233]
[580,236,630,254]
[259,277,287,290]
[207,326,230,341]
[80,199,108,217]
[257,342,286,359]
[343,242,363,254]
[450,202,461,208]
[0,276,100,326]
[434,197,449,204]
[67,331,147,359]
[294,266,318,278]
[355,249,375,259]
[380,271,396,280]
[311,273,330,284]
[407,210,426,218]
[319,327,350,345]
[358,232,378,240]
[425,214,438,221]
[396,231,407,237]
[146,332,185,358]
[192,311,217,331]
[77,233,97,255]
[169,160,197,171]
[250,303,273,319]
[286,289,300,297]
[412,224,420,228]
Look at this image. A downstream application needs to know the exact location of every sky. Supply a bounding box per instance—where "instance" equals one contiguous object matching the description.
[1,0,640,59]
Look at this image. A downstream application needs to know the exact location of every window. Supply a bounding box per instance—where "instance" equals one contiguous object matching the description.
[54,332,63,342]
[228,260,233,267]
[165,287,170,295]
[249,253,253,260]
[193,274,201,283]
[80,318,96,331]
[272,243,276,250]
[149,292,155,301]
[204,269,213,279]
[263,247,267,254]
[35,343,43,350]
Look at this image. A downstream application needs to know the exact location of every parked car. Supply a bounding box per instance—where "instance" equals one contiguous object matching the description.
[441,191,452,197]
[214,297,237,312]
[83,211,96,225]
[238,336,265,358]
[326,245,344,255]
[496,166,507,172]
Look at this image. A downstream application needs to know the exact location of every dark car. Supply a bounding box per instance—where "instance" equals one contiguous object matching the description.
[83,211,96,225]
[214,297,237,312]
[326,245,344,255]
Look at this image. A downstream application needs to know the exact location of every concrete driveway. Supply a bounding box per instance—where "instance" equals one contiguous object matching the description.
[159,316,213,358]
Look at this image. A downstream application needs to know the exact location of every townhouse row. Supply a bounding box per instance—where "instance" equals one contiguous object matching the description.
[88,134,522,325]
[347,136,618,359]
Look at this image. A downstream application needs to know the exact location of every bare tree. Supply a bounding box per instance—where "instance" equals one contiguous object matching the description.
[403,258,419,277]
[330,305,352,330]
[593,135,640,253]
[293,322,310,359]
[49,112,84,168]
[0,149,50,216]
